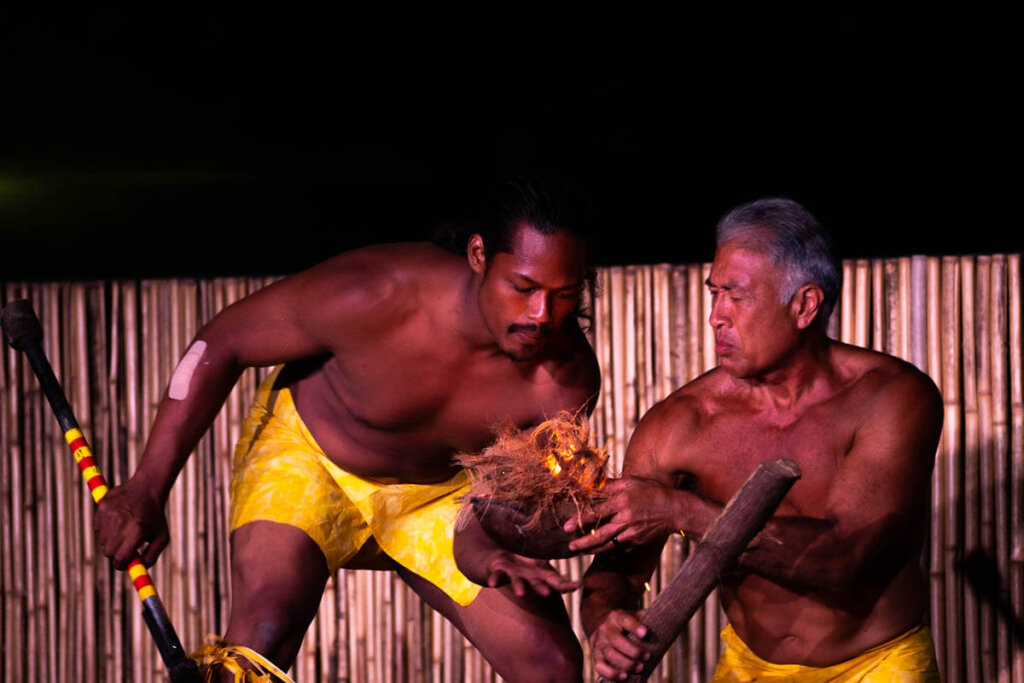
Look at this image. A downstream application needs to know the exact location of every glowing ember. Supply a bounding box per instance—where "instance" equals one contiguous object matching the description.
[456,410,610,556]
[544,454,563,476]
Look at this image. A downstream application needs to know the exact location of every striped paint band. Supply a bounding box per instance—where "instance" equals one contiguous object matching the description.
[128,559,158,601]
[63,428,109,502]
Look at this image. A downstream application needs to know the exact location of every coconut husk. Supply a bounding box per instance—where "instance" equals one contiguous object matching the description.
[456,411,609,553]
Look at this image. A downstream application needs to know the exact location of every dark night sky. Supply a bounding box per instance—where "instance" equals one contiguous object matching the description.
[2,11,1019,280]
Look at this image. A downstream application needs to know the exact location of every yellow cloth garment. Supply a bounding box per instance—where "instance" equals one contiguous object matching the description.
[710,623,940,682]
[230,367,482,606]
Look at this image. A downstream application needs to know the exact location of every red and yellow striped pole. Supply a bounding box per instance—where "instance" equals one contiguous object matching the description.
[2,299,202,683]
[65,427,159,601]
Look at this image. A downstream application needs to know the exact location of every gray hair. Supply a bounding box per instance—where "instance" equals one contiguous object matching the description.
[716,198,843,323]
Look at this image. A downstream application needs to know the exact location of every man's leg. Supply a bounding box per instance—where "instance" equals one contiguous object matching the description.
[221,520,331,670]
[396,565,583,683]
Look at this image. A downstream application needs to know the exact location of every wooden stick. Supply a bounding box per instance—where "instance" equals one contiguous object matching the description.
[610,459,802,683]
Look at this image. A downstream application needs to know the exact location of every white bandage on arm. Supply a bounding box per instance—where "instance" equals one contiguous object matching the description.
[168,340,207,400]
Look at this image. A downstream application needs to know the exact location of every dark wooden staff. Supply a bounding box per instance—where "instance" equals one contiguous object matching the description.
[1,299,203,683]
[609,458,802,683]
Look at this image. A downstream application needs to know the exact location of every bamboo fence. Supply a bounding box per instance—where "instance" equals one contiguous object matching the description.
[1,254,1022,682]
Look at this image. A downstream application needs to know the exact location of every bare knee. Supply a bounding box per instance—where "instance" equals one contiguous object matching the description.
[479,618,582,683]
[224,597,313,667]
[502,632,583,683]
[225,522,330,667]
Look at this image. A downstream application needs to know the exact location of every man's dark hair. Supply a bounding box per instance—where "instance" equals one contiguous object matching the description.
[478,177,594,259]
[716,197,843,323]
[432,176,596,284]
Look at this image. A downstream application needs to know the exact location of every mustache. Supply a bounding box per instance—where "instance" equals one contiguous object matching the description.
[507,323,550,336]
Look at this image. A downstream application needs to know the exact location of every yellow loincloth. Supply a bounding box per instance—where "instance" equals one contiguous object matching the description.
[229,367,482,606]
[710,623,940,682]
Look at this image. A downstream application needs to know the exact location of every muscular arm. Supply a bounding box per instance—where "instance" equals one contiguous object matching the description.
[578,404,687,678]
[453,511,580,597]
[94,252,394,567]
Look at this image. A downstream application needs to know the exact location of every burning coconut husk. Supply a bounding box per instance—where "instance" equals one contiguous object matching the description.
[456,411,610,558]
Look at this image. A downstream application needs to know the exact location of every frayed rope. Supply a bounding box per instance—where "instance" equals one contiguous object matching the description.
[189,635,295,683]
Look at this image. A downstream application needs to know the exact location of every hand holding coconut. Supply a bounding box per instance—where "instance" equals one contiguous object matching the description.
[454,411,611,595]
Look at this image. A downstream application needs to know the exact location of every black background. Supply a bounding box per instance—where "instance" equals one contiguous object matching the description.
[2,10,1019,280]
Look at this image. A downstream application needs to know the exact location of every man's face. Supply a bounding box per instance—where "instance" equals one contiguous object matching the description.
[706,243,800,379]
[477,222,588,362]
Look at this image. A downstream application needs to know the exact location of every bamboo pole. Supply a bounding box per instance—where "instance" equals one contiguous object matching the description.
[700,263,715,377]
[1,289,12,683]
[595,267,615,474]
[623,267,639,441]
[989,254,1012,680]
[962,256,983,683]
[1007,253,1024,683]
[640,266,657,415]
[25,298,40,683]
[840,260,855,345]
[45,294,58,682]
[976,256,998,682]
[899,257,912,362]
[652,264,673,400]
[106,284,127,681]
[940,256,964,682]
[5,290,27,683]
[911,256,928,373]
[872,259,885,352]
[42,293,58,683]
[88,282,119,683]
[684,266,701,386]
[926,257,947,673]
[610,267,628,470]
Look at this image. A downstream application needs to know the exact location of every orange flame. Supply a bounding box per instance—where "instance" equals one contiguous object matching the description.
[532,415,608,491]
[544,454,562,476]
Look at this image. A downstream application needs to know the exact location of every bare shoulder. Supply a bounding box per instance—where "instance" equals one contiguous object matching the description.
[828,344,944,467]
[833,342,943,418]
[280,242,464,340]
[623,369,728,477]
[299,241,459,307]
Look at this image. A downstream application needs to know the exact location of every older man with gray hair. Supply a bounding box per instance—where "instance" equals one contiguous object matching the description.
[574,198,943,681]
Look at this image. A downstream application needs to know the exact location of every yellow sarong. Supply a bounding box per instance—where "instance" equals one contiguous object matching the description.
[710,623,940,682]
[229,367,482,606]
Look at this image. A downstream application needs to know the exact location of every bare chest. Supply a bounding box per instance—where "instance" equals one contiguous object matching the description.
[301,343,576,456]
[681,407,857,515]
